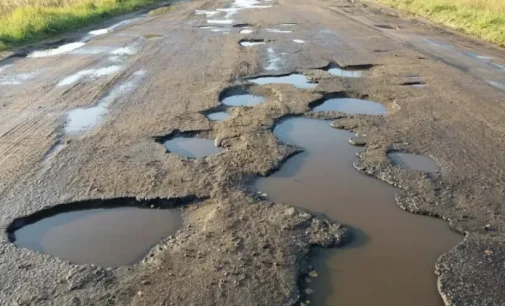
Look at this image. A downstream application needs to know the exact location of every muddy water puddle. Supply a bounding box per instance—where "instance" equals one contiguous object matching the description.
[222,94,265,106]
[389,152,440,173]
[162,137,223,158]
[249,74,317,89]
[240,40,266,47]
[255,117,461,306]
[326,63,370,78]
[28,42,86,58]
[11,207,181,267]
[313,97,386,115]
[207,111,231,121]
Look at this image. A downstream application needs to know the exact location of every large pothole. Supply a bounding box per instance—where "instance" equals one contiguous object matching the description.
[6,197,194,267]
[324,63,373,78]
[255,117,461,306]
[310,93,387,115]
[248,73,317,89]
[219,85,266,106]
[388,152,440,173]
[156,130,223,158]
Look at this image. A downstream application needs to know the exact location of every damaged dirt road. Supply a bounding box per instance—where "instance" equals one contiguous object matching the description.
[0,0,504,305]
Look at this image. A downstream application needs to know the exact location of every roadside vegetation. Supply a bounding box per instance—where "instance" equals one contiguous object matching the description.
[0,0,164,51]
[375,0,505,47]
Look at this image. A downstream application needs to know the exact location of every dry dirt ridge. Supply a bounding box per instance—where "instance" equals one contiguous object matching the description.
[0,0,504,305]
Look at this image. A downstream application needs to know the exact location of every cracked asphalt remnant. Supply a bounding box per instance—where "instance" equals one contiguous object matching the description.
[0,0,505,305]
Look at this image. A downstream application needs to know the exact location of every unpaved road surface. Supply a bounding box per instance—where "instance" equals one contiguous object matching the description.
[0,0,504,305]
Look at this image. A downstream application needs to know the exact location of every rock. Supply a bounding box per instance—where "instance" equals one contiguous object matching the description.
[308,271,318,278]
[484,224,496,231]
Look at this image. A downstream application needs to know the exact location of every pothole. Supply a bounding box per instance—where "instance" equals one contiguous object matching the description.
[375,24,398,30]
[207,19,234,25]
[240,39,266,47]
[143,34,164,40]
[195,10,219,17]
[388,152,440,173]
[402,81,426,88]
[311,93,386,115]
[28,42,86,58]
[233,23,250,28]
[207,111,231,121]
[255,117,461,306]
[6,197,191,267]
[248,73,317,89]
[64,70,145,134]
[487,80,505,91]
[266,29,293,33]
[58,65,122,87]
[156,131,223,158]
[219,86,266,106]
[325,63,373,78]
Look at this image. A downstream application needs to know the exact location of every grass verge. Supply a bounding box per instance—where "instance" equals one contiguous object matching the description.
[0,0,166,51]
[373,0,505,47]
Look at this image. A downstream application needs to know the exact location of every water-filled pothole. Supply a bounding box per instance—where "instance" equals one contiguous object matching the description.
[143,34,164,40]
[240,39,266,47]
[156,131,223,158]
[325,63,372,78]
[28,42,86,58]
[402,81,426,88]
[207,111,231,121]
[248,73,317,89]
[7,197,189,267]
[255,117,461,306]
[266,28,293,33]
[389,152,440,173]
[219,86,266,106]
[311,93,386,115]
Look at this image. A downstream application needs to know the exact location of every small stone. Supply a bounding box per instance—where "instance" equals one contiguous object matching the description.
[308,271,318,278]
[285,207,296,216]
[484,249,494,255]
[137,291,143,297]
[141,280,150,285]
[305,288,314,294]
[485,224,496,231]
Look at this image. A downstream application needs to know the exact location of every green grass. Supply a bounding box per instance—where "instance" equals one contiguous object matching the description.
[374,0,505,47]
[0,0,166,51]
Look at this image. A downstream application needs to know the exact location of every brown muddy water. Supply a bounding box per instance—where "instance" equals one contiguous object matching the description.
[162,137,223,158]
[12,207,181,267]
[255,117,462,306]
[389,152,440,173]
